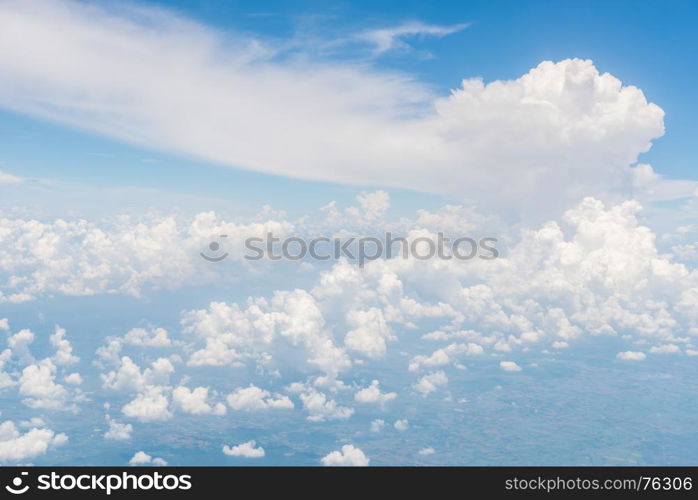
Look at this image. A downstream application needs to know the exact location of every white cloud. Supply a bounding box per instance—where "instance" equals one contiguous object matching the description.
[122,386,172,422]
[104,415,133,441]
[3,196,695,372]
[0,171,22,184]
[394,419,409,431]
[617,351,646,361]
[356,21,470,55]
[182,289,349,379]
[226,385,293,412]
[63,373,83,385]
[409,342,483,372]
[9,329,35,363]
[0,0,681,214]
[0,210,291,302]
[354,380,397,406]
[299,388,354,422]
[50,326,79,366]
[129,451,167,466]
[500,361,522,372]
[321,445,369,466]
[19,359,70,409]
[413,371,448,396]
[418,447,435,456]
[172,386,226,416]
[222,440,265,458]
[124,327,172,348]
[370,419,386,433]
[0,420,67,462]
[18,417,46,428]
[649,344,680,354]
[344,308,395,358]
[102,357,174,392]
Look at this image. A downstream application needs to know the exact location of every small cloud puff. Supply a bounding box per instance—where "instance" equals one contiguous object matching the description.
[321,445,369,466]
[129,451,167,466]
[222,440,265,458]
[617,351,646,361]
[500,361,522,372]
[394,419,409,431]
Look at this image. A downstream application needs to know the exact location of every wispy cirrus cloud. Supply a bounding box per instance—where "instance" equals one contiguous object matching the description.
[0,171,22,184]
[355,21,470,55]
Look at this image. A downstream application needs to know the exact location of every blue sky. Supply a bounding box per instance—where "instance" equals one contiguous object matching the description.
[0,0,697,467]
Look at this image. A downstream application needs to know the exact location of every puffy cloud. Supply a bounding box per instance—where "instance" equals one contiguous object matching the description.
[418,447,435,456]
[222,440,265,458]
[122,386,172,422]
[344,308,394,359]
[71,195,697,415]
[226,385,293,412]
[413,371,448,396]
[129,451,167,466]
[500,361,522,372]
[0,210,291,301]
[299,388,354,422]
[19,359,70,409]
[63,373,82,385]
[370,419,386,433]
[617,351,646,361]
[409,342,483,372]
[323,191,392,228]
[18,417,46,429]
[50,326,79,366]
[123,328,172,348]
[0,0,681,214]
[96,339,124,367]
[9,329,35,363]
[0,420,67,462]
[354,380,397,406]
[182,289,350,379]
[172,386,226,416]
[104,416,133,441]
[6,195,695,374]
[394,419,409,431]
[102,357,174,392]
[321,445,369,466]
[649,344,680,354]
